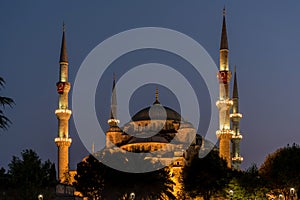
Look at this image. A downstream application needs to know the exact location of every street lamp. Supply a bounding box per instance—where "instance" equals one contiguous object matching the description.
[278,194,284,200]
[129,192,135,200]
[37,194,43,200]
[290,188,295,200]
[229,190,233,200]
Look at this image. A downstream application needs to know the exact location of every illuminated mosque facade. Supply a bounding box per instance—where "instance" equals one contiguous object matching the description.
[54,9,243,197]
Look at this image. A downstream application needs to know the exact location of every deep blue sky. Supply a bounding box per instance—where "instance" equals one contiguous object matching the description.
[1,1,300,171]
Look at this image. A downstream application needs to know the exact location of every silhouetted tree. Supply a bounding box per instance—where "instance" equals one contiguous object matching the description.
[74,155,104,199]
[0,167,11,194]
[260,144,300,198]
[182,150,230,200]
[75,152,175,199]
[7,149,56,200]
[0,77,14,130]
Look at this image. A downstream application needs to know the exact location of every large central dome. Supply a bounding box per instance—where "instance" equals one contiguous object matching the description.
[131,103,182,122]
[107,87,198,157]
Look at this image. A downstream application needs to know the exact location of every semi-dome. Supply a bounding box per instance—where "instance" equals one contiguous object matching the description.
[131,104,182,122]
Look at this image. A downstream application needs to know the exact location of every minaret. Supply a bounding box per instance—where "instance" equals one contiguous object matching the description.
[54,24,72,182]
[106,74,122,148]
[216,8,233,167]
[230,67,243,170]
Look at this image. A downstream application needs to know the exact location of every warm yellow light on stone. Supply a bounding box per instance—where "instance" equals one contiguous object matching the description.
[55,27,72,184]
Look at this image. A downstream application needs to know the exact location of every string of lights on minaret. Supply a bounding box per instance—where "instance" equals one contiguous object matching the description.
[54,23,72,182]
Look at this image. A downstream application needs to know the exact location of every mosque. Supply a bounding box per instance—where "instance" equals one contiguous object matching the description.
[54,9,243,197]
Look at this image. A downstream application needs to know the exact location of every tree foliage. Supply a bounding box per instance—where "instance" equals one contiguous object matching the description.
[0,77,14,130]
[228,165,268,200]
[259,144,300,198]
[74,155,104,199]
[1,149,57,200]
[182,149,230,200]
[75,152,175,200]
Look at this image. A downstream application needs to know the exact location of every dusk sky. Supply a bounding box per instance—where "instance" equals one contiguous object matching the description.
[1,1,300,171]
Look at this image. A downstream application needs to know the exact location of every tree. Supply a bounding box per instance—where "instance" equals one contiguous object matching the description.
[7,149,57,200]
[225,176,248,200]
[228,165,268,200]
[0,77,14,130]
[259,144,300,199]
[182,149,231,200]
[75,151,175,199]
[74,155,104,199]
[0,167,11,195]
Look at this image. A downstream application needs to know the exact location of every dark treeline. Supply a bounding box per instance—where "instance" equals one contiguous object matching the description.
[0,144,300,200]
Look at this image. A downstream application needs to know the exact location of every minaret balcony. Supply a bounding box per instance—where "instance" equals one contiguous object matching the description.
[55,137,72,148]
[232,156,243,161]
[232,134,243,139]
[216,99,233,108]
[54,137,72,143]
[216,129,234,139]
[55,109,72,115]
[230,113,242,118]
[55,109,72,120]
[108,118,120,124]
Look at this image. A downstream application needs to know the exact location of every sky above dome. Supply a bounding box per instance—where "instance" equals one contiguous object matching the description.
[1,1,300,170]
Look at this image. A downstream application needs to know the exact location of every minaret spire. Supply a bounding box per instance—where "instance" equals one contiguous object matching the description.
[220,7,228,50]
[153,86,160,104]
[110,73,117,120]
[60,22,68,63]
[108,74,120,126]
[232,66,239,99]
[55,23,72,183]
[219,7,229,71]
